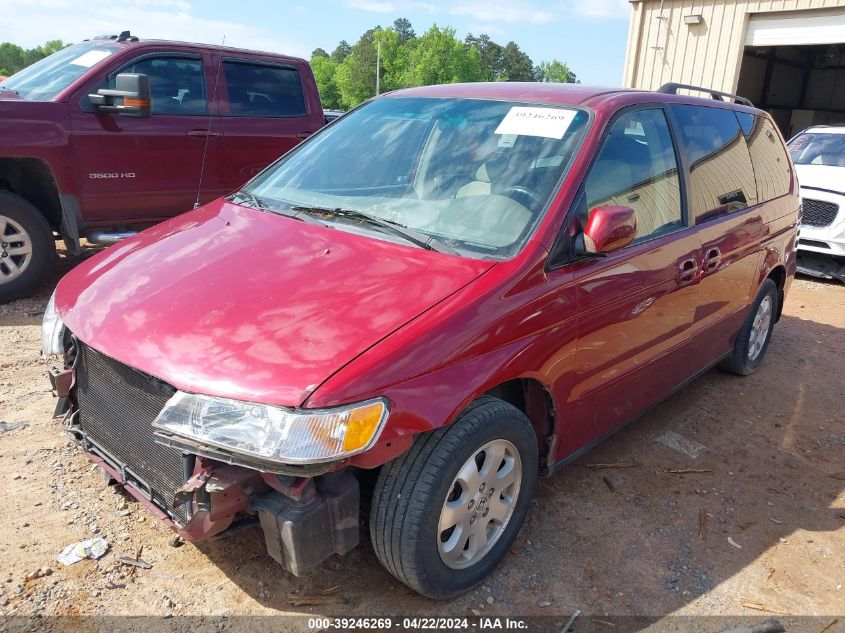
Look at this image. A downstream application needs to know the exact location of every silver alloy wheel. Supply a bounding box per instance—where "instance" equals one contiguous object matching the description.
[747,295,773,361]
[0,214,33,284]
[437,438,522,570]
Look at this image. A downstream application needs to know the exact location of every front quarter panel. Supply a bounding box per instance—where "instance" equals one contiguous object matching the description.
[307,252,585,469]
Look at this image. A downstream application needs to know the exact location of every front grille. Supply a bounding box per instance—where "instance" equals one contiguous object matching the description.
[799,238,831,250]
[74,342,191,525]
[802,198,839,227]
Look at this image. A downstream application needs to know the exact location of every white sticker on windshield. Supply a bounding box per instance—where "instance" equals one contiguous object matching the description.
[495,107,576,140]
[497,134,517,148]
[69,50,111,68]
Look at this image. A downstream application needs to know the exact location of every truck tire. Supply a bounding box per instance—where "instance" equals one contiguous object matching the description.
[0,190,56,303]
[719,278,779,376]
[370,395,538,599]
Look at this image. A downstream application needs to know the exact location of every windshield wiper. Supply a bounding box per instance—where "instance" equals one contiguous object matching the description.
[289,206,460,255]
[230,192,327,226]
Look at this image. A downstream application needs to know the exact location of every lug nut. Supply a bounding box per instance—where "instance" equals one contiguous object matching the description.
[483,507,489,517]
[487,487,495,497]
[468,499,475,510]
[479,483,486,493]
[470,515,477,525]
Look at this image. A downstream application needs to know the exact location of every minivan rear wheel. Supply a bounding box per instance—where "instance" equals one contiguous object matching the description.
[719,278,779,376]
[370,395,538,599]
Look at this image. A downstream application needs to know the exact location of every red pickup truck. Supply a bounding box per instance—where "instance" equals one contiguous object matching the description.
[0,31,326,302]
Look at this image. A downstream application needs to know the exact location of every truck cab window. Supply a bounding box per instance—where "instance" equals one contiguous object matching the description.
[109,56,207,115]
[222,61,307,117]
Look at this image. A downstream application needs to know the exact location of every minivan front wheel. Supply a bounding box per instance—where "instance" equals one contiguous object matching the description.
[719,278,779,376]
[370,396,538,599]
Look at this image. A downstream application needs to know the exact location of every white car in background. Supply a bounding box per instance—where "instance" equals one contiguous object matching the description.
[787,126,845,283]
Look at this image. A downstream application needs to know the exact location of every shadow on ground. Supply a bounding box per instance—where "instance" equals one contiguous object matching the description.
[192,312,845,618]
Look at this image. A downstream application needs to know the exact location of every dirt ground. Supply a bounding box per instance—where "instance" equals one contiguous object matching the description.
[1,245,843,631]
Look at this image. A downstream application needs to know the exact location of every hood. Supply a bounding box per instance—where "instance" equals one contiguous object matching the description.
[56,200,493,406]
[795,164,845,196]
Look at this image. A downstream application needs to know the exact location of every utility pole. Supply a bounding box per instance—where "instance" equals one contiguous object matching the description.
[376,38,381,95]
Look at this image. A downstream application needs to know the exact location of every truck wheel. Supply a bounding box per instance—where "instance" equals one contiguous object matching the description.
[370,395,538,599]
[0,190,56,303]
[719,278,778,376]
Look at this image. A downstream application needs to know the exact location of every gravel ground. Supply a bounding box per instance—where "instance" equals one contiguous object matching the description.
[1,246,843,632]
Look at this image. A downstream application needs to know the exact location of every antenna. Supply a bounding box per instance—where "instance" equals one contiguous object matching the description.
[194,36,225,209]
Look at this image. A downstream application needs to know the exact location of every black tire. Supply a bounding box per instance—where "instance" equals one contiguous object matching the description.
[0,190,56,303]
[370,395,538,599]
[719,278,779,376]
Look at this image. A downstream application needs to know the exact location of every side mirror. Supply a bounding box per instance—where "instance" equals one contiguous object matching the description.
[578,205,637,255]
[89,73,151,118]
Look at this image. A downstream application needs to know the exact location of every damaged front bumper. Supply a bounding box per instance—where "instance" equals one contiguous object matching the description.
[49,362,361,576]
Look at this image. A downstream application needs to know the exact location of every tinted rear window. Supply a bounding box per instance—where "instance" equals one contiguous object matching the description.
[223,61,306,117]
[672,105,757,223]
[738,114,792,202]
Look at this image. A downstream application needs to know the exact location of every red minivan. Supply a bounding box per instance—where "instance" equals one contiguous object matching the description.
[43,82,798,598]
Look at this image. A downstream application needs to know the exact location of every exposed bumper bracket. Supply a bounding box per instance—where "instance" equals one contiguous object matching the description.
[252,471,359,576]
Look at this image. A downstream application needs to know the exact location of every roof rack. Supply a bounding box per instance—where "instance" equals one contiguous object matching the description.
[657,82,753,107]
[89,30,139,43]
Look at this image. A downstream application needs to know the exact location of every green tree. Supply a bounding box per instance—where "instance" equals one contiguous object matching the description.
[35,40,66,57]
[465,33,503,81]
[311,47,329,59]
[0,43,27,76]
[535,59,578,83]
[392,18,416,44]
[331,40,352,63]
[334,29,381,109]
[501,41,534,81]
[403,25,483,87]
[0,40,69,76]
[310,54,341,110]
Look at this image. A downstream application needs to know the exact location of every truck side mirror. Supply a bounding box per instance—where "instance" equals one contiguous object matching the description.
[577,205,637,255]
[89,73,151,118]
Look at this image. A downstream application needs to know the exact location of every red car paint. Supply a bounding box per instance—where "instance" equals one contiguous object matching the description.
[0,37,323,243]
[52,82,798,543]
[56,200,492,406]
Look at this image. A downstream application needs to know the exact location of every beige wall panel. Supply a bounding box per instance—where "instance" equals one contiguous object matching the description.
[624,0,845,94]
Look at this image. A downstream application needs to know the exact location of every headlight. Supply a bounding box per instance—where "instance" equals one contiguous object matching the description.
[41,290,66,356]
[153,392,389,465]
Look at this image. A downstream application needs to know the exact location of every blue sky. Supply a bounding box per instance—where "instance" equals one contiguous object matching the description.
[3,0,631,85]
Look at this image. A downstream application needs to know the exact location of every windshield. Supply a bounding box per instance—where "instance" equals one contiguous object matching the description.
[243,97,590,258]
[1,43,115,101]
[788,131,845,166]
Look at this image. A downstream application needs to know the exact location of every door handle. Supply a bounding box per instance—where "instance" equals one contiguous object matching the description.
[702,247,721,273]
[186,129,221,138]
[675,258,698,286]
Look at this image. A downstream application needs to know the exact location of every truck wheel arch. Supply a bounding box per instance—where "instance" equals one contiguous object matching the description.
[0,158,82,255]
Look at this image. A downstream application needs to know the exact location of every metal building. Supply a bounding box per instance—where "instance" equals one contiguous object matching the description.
[624,0,845,136]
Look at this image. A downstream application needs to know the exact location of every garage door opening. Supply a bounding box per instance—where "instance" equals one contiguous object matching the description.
[737,44,845,139]
[736,9,845,139]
